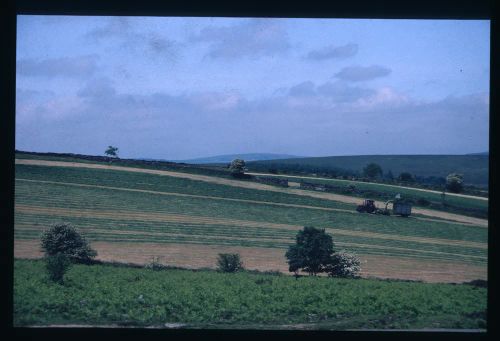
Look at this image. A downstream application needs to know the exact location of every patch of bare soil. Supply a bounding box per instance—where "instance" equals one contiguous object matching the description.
[15,159,487,227]
[14,240,486,283]
[359,254,487,283]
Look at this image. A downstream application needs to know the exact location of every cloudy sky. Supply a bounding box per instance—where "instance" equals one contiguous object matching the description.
[16,16,490,159]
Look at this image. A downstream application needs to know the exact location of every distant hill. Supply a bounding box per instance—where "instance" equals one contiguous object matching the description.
[247,154,489,187]
[172,153,305,164]
[466,151,488,156]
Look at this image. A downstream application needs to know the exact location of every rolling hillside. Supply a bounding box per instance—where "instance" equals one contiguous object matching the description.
[247,154,489,187]
[173,153,304,164]
[14,154,487,284]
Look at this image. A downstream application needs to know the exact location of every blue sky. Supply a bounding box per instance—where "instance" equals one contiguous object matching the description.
[16,16,490,159]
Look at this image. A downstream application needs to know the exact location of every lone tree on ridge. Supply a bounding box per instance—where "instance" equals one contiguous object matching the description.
[105,145,119,158]
[229,159,246,177]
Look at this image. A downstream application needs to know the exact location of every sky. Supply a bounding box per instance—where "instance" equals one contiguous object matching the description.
[16,16,490,159]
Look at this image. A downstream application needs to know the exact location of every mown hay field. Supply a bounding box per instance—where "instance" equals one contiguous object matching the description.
[14,158,488,283]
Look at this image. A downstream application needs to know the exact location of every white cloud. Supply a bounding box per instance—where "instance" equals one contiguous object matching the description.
[15,76,489,158]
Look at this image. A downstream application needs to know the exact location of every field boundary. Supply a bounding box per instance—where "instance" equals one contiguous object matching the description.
[247,172,488,201]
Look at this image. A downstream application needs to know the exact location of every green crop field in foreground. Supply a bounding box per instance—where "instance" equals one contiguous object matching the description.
[13,259,487,329]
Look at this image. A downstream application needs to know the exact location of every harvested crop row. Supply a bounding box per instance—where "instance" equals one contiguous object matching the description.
[15,204,487,250]
[15,223,486,263]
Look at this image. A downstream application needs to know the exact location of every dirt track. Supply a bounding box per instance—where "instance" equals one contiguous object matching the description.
[15,159,488,227]
[14,240,486,283]
[247,172,489,201]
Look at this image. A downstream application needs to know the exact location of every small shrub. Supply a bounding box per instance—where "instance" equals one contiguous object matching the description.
[40,222,97,264]
[398,172,414,182]
[446,173,464,193]
[464,279,488,288]
[145,256,167,271]
[416,198,431,206]
[45,253,71,284]
[325,250,361,278]
[217,253,243,273]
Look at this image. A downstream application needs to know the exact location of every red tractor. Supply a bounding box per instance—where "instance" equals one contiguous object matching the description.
[356,199,377,213]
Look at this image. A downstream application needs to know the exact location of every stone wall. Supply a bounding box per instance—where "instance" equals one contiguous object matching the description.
[254,176,289,187]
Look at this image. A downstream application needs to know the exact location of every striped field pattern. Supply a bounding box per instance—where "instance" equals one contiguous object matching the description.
[14,158,488,282]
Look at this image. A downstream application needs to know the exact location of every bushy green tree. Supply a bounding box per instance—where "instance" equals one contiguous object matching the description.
[40,223,97,264]
[285,226,334,276]
[229,159,246,177]
[446,173,464,193]
[398,172,414,182]
[105,145,119,158]
[217,253,243,273]
[45,253,71,284]
[363,163,383,179]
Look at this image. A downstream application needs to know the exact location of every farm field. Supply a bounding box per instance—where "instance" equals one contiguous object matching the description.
[15,153,489,221]
[245,172,488,220]
[15,158,488,225]
[246,154,489,187]
[13,15,490,331]
[14,157,488,282]
[13,259,487,329]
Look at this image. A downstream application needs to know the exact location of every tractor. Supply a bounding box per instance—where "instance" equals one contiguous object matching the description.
[356,199,377,213]
[355,197,412,217]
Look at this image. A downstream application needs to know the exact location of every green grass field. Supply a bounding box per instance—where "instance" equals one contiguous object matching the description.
[14,259,487,329]
[252,173,489,219]
[14,164,487,264]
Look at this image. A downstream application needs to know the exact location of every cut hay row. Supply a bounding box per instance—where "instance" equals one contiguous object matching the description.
[15,204,487,250]
[15,224,486,263]
[15,180,488,247]
[14,220,486,265]
[15,178,354,214]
